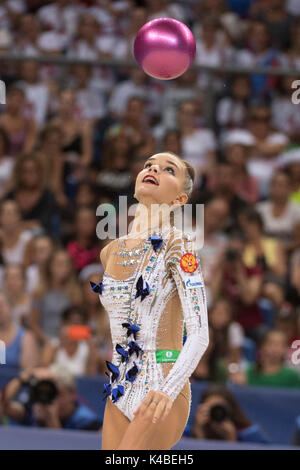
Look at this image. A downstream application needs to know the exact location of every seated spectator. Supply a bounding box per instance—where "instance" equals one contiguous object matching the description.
[31,249,82,343]
[24,235,54,295]
[67,205,100,272]
[50,89,93,170]
[283,20,300,69]
[2,365,100,430]
[223,130,259,205]
[4,154,59,235]
[236,20,284,100]
[217,75,251,132]
[200,197,229,286]
[200,162,249,234]
[0,86,37,158]
[0,291,39,370]
[97,134,133,205]
[16,59,51,128]
[271,77,300,144]
[256,169,300,243]
[209,297,245,366]
[247,103,289,198]
[0,199,33,265]
[240,208,286,277]
[161,129,182,156]
[189,384,269,443]
[0,127,14,199]
[277,149,300,205]
[3,264,32,328]
[13,13,41,57]
[210,235,264,339]
[41,306,104,376]
[274,305,300,373]
[230,330,300,388]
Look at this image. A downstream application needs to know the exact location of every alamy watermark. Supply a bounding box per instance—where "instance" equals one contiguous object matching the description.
[0,340,5,365]
[0,80,5,104]
[95,197,204,250]
[291,80,300,104]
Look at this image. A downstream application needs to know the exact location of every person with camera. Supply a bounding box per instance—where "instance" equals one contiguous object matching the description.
[2,365,100,431]
[190,384,269,443]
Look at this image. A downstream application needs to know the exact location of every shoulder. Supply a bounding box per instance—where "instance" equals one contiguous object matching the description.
[99,238,118,268]
[165,228,196,264]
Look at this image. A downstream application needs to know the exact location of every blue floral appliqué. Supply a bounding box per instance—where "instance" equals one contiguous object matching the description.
[89,280,104,295]
[122,322,140,340]
[125,362,139,383]
[135,275,150,301]
[111,385,125,403]
[148,234,163,252]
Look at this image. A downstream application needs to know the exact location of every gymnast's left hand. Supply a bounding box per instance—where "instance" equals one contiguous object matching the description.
[133,390,173,424]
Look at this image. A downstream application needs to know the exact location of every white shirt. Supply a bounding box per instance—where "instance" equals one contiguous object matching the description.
[256,200,300,240]
[2,230,33,265]
[53,341,89,377]
[17,81,50,128]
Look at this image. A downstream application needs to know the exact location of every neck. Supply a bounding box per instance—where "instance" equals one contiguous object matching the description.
[127,201,174,239]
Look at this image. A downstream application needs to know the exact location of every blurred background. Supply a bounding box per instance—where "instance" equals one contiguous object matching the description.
[0,0,300,450]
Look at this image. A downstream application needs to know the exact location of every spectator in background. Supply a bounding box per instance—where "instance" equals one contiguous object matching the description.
[24,235,55,295]
[162,129,182,156]
[223,130,259,204]
[0,199,33,265]
[41,306,103,376]
[50,89,93,170]
[201,162,248,234]
[3,264,32,328]
[274,305,300,372]
[217,75,251,133]
[69,64,106,121]
[37,0,80,37]
[67,205,99,272]
[3,365,100,430]
[284,20,300,69]
[97,134,133,204]
[247,103,289,197]
[209,297,245,366]
[200,197,229,287]
[256,170,300,242]
[230,329,300,388]
[210,235,264,339]
[0,87,37,157]
[4,154,59,235]
[190,384,269,443]
[36,125,67,209]
[17,59,51,128]
[256,0,293,51]
[0,127,14,199]
[271,76,300,144]
[31,249,82,343]
[236,20,284,100]
[240,208,286,277]
[13,13,41,56]
[192,326,227,383]
[0,291,39,370]
[176,99,217,188]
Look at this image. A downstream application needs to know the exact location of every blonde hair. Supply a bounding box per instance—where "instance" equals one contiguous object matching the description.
[159,151,195,201]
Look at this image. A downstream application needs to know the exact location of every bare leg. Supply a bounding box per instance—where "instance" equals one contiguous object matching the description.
[101,399,130,450]
[116,390,190,450]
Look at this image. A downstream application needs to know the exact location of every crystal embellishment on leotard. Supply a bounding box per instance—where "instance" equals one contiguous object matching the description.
[135,274,150,301]
[148,233,163,252]
[128,341,143,358]
[122,322,140,340]
[105,360,120,382]
[116,343,130,363]
[125,362,139,382]
[111,385,125,403]
[89,280,104,294]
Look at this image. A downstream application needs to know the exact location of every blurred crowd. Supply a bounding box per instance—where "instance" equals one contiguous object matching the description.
[0,0,300,442]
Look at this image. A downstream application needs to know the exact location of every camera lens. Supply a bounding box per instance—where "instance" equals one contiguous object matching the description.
[209,404,229,423]
[30,380,59,405]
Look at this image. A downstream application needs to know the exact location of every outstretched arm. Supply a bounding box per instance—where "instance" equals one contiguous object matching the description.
[158,231,209,401]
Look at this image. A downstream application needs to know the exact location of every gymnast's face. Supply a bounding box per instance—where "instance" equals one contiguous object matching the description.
[134,153,188,207]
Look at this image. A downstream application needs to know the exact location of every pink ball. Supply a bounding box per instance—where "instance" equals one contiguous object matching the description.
[134,18,196,80]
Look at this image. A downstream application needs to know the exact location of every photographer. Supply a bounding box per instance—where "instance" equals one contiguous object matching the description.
[190,384,269,443]
[2,365,100,431]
